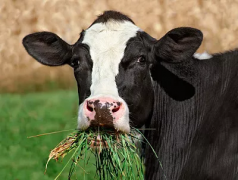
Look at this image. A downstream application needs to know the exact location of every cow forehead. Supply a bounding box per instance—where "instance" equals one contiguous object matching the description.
[82,20,140,63]
[82,20,140,97]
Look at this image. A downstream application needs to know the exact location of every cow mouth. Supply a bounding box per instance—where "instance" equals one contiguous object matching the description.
[86,127,121,149]
[88,135,109,148]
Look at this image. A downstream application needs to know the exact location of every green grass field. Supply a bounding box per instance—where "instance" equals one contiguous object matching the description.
[0,90,96,180]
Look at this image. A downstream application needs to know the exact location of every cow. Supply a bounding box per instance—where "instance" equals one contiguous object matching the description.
[22,11,238,180]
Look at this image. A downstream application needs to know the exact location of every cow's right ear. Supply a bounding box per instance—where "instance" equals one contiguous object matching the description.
[22,32,72,66]
[153,27,203,63]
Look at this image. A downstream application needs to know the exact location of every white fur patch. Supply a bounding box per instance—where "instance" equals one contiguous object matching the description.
[194,51,212,60]
[77,20,140,132]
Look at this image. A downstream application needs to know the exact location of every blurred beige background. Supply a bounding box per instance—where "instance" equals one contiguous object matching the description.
[1,0,238,93]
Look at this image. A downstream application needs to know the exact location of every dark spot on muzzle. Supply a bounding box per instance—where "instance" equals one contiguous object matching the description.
[90,100,114,128]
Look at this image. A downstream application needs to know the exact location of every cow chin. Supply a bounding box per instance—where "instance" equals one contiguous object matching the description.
[77,97,131,134]
[113,115,130,133]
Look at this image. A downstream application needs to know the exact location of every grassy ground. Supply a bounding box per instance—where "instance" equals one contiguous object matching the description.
[0,90,96,180]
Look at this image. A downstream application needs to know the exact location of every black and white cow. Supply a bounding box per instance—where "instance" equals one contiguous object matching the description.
[22,11,238,180]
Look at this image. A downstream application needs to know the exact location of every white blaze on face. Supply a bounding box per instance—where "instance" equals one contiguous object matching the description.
[77,20,140,132]
[82,20,140,96]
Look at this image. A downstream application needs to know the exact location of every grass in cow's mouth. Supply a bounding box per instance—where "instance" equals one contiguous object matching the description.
[45,127,147,180]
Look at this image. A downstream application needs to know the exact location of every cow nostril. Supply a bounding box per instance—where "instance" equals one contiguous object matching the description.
[87,101,94,112]
[112,106,120,113]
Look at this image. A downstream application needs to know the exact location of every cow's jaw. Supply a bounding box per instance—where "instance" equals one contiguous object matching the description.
[77,20,140,133]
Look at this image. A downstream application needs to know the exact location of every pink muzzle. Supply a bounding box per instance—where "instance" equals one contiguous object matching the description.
[83,97,126,128]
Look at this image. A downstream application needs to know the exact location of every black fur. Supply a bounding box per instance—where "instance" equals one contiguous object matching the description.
[90,10,134,26]
[116,32,154,127]
[145,50,238,180]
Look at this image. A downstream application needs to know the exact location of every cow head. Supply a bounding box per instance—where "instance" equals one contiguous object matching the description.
[22,11,202,134]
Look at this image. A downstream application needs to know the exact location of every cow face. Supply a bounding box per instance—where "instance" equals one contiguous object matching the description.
[72,19,155,133]
[22,11,202,134]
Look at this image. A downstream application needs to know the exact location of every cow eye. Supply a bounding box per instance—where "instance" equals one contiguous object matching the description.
[137,56,146,64]
[71,60,80,68]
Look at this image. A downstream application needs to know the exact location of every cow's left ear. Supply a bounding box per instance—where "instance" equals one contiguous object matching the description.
[154,27,203,63]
